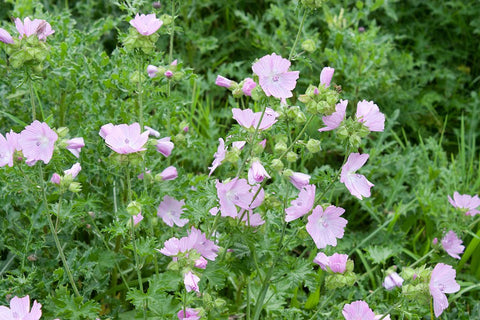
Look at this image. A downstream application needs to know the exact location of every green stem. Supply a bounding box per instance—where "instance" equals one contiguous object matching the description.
[28,76,36,121]
[288,9,307,60]
[39,165,81,298]
[167,0,175,96]
[410,248,435,268]
[137,54,144,129]
[278,114,314,160]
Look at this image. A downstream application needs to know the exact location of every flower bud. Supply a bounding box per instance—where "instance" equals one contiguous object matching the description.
[68,182,82,193]
[159,14,173,26]
[306,139,321,153]
[127,201,142,216]
[301,39,316,52]
[56,127,69,138]
[274,141,287,154]
[271,159,284,172]
[286,151,298,163]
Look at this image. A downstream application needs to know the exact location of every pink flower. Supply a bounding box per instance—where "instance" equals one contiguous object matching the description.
[318,99,347,132]
[19,120,58,165]
[306,205,348,249]
[64,162,81,179]
[232,141,246,150]
[382,272,404,290]
[0,132,16,167]
[158,227,218,261]
[441,230,464,259]
[242,77,257,96]
[429,263,460,318]
[103,123,149,154]
[314,252,348,273]
[177,308,201,320]
[285,184,316,222]
[356,100,385,132]
[133,212,143,226]
[195,257,208,269]
[164,70,173,78]
[144,125,160,137]
[15,17,54,40]
[0,295,42,320]
[313,252,329,270]
[0,28,14,44]
[340,153,374,200]
[342,300,376,320]
[232,108,279,130]
[99,123,114,139]
[216,178,253,217]
[159,166,178,180]
[320,67,334,87]
[248,160,270,184]
[448,191,480,216]
[65,137,84,158]
[184,271,200,292]
[252,53,299,99]
[147,65,158,78]
[50,173,61,185]
[289,172,311,189]
[157,195,188,227]
[129,13,162,35]
[208,138,226,176]
[156,137,174,157]
[215,75,233,88]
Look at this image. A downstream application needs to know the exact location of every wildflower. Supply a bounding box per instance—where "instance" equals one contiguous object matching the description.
[0,132,16,167]
[356,100,385,132]
[252,53,299,99]
[147,65,159,78]
[177,308,201,320]
[313,252,329,270]
[208,138,226,176]
[382,272,404,290]
[0,28,14,44]
[288,171,311,189]
[65,137,84,158]
[50,173,61,185]
[159,227,218,261]
[342,300,376,320]
[133,212,143,226]
[429,263,460,317]
[232,141,246,150]
[306,205,348,249]
[242,77,257,96]
[184,271,200,292]
[129,13,162,36]
[157,195,188,227]
[99,123,114,138]
[0,295,42,320]
[195,257,208,269]
[441,230,464,259]
[19,120,58,165]
[164,70,173,78]
[158,166,178,181]
[232,108,279,130]
[215,75,234,88]
[320,67,334,87]
[156,137,174,157]
[64,163,81,179]
[248,160,270,185]
[448,191,480,216]
[318,99,347,132]
[340,153,374,200]
[144,125,160,137]
[15,17,54,40]
[314,252,348,273]
[285,184,316,222]
[216,178,253,217]
[103,123,149,154]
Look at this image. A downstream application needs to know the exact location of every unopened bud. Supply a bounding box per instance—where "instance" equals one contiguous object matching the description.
[286,151,298,163]
[127,201,142,216]
[274,141,287,154]
[301,39,316,52]
[68,182,82,193]
[306,139,321,153]
[271,159,284,172]
[56,127,69,138]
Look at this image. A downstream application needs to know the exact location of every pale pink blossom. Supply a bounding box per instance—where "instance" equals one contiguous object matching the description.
[0,295,42,320]
[215,75,233,88]
[356,100,385,132]
[313,252,329,270]
[177,308,201,320]
[65,137,84,158]
[382,272,404,290]
[448,191,480,216]
[0,132,15,167]
[159,166,178,180]
[0,28,14,44]
[156,137,174,157]
[342,300,375,320]
[320,67,334,87]
[99,123,114,139]
[285,184,316,222]
[314,252,348,273]
[19,120,58,165]
[216,178,253,217]
[133,212,143,226]
[318,99,347,132]
[15,17,54,40]
[232,141,246,150]
[441,230,464,259]
[103,123,149,154]
[232,107,279,130]
[340,153,374,200]
[208,138,226,176]
[164,70,173,78]
[147,65,158,78]
[306,205,348,249]
[429,263,460,317]
[194,257,208,269]
[157,195,188,227]
[50,173,61,185]
[144,125,160,137]
[129,13,162,35]
[248,160,270,185]
[64,162,81,179]
[158,227,218,261]
[252,53,299,99]
[184,271,200,292]
[242,77,257,96]
[289,172,311,189]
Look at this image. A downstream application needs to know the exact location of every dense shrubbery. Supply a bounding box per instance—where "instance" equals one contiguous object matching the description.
[1,0,479,319]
